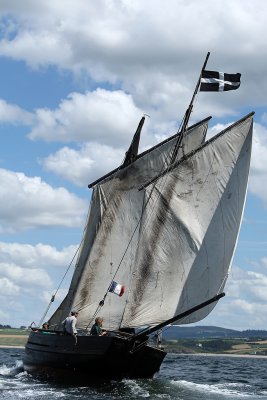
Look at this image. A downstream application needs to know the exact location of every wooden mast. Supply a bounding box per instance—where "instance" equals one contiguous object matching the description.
[170,52,210,164]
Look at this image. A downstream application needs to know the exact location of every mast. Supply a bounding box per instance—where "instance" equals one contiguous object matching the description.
[170,52,210,163]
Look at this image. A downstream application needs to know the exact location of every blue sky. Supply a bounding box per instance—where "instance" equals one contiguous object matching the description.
[0,0,267,330]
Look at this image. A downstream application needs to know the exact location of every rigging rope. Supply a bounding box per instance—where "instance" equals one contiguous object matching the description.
[38,241,84,327]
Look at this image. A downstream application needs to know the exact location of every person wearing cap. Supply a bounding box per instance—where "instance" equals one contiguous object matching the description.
[62,311,79,342]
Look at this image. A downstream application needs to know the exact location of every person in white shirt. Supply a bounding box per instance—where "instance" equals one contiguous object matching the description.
[63,311,79,343]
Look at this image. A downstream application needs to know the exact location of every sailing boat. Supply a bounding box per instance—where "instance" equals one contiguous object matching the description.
[24,54,253,381]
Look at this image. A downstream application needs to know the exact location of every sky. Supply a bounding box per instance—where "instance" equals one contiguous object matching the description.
[0,0,267,330]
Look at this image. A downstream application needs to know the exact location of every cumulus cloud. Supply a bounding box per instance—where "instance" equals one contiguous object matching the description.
[0,98,33,124]
[0,0,266,117]
[0,168,87,232]
[229,268,267,303]
[29,89,143,145]
[0,242,75,326]
[0,91,156,150]
[203,266,267,330]
[0,262,52,288]
[0,277,20,296]
[0,242,78,268]
[215,297,267,330]
[42,142,125,187]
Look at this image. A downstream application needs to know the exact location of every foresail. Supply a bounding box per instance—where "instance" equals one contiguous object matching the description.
[121,114,253,328]
[48,185,105,328]
[49,118,209,330]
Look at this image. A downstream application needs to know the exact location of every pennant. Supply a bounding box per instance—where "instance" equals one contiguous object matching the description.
[109,281,125,297]
[200,70,241,92]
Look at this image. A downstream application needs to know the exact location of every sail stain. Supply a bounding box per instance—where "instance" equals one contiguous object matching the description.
[130,175,177,314]
[77,190,124,309]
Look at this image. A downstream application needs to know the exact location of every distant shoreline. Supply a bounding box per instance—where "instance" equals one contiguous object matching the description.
[169,352,267,359]
[0,346,266,359]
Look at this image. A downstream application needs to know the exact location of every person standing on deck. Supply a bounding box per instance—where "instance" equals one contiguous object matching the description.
[63,311,79,343]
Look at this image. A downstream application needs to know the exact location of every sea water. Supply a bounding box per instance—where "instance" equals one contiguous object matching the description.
[1,348,267,399]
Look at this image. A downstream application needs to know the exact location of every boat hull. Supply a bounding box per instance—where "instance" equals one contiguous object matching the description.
[23,331,166,381]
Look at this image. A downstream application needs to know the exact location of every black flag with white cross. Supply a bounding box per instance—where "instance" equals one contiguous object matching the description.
[200,70,241,92]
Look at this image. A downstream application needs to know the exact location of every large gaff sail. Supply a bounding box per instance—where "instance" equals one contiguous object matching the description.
[48,118,209,330]
[121,113,253,328]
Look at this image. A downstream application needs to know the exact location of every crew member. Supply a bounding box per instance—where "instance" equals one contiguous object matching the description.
[90,317,106,336]
[63,310,79,343]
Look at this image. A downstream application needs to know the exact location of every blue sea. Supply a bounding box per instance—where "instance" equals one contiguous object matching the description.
[1,348,267,399]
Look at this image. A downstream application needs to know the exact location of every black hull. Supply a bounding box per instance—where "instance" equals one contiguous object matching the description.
[23,331,166,382]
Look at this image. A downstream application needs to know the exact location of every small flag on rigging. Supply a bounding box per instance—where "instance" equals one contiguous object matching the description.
[200,70,241,92]
[109,281,125,297]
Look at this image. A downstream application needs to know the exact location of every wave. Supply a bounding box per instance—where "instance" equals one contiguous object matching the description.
[171,380,254,397]
[0,360,24,377]
[122,379,151,398]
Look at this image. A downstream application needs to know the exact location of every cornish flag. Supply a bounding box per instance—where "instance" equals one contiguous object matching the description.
[200,70,241,92]
[109,281,125,297]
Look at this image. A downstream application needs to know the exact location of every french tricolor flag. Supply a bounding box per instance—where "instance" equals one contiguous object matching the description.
[109,281,125,297]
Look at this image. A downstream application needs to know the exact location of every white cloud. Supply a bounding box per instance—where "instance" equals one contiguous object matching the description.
[202,266,267,330]
[0,98,33,124]
[0,262,52,289]
[227,267,267,303]
[0,242,78,269]
[29,89,143,145]
[0,0,267,117]
[42,142,125,187]
[0,277,20,296]
[215,298,267,330]
[0,168,87,232]
[0,243,75,326]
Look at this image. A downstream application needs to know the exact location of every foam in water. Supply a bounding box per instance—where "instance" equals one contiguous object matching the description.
[122,379,150,398]
[0,360,24,377]
[171,380,253,397]
[0,361,67,399]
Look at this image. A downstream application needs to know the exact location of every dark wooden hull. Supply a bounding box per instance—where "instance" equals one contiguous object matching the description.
[23,331,166,382]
